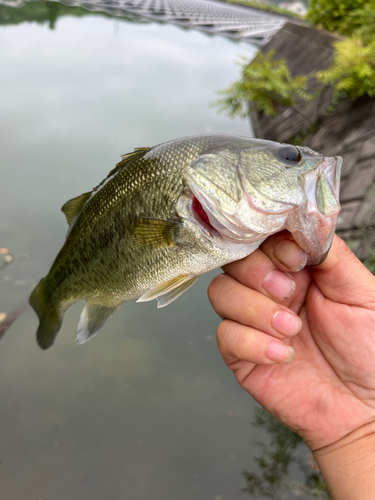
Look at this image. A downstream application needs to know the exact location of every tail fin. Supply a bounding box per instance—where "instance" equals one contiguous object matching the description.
[29,279,63,350]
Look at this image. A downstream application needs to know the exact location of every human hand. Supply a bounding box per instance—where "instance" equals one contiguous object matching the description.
[208,231,375,452]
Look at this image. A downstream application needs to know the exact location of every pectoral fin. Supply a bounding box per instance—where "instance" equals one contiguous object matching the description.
[137,274,199,308]
[76,301,121,344]
[126,219,182,249]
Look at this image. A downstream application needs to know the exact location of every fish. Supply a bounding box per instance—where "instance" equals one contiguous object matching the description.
[29,134,342,349]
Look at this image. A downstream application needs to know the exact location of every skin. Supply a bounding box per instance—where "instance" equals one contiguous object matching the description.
[208,231,375,499]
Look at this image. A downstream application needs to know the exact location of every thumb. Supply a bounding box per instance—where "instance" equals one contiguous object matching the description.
[311,235,375,308]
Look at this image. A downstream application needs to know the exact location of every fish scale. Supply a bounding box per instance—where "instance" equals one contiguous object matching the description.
[29,134,341,350]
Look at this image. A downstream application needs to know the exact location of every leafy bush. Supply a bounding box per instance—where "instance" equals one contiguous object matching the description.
[307,0,375,42]
[346,4,375,44]
[213,51,313,118]
[214,1,375,121]
[317,38,375,99]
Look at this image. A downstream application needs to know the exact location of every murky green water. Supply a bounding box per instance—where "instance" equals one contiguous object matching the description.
[0,3,318,499]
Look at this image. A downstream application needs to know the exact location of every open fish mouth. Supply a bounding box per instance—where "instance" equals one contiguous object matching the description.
[286,155,342,265]
[183,152,342,265]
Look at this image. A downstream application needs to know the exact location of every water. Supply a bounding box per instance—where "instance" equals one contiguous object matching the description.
[0,3,318,499]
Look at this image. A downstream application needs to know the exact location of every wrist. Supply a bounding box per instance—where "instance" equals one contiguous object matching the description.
[313,421,375,500]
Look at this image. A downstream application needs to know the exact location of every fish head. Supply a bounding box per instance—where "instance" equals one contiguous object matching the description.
[179,140,341,265]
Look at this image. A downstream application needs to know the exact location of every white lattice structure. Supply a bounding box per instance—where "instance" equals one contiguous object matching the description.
[3,0,291,44]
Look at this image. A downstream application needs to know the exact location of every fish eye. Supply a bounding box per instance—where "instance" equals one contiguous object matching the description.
[278,146,301,164]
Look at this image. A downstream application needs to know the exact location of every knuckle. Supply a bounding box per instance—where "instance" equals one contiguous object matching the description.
[216,319,232,346]
[208,273,230,304]
[261,230,291,251]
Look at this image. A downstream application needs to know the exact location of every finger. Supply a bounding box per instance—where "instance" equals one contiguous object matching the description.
[222,248,296,302]
[311,235,375,309]
[260,230,308,272]
[208,273,302,339]
[217,319,295,365]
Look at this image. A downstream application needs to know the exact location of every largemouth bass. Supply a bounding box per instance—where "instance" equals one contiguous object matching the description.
[30,134,342,349]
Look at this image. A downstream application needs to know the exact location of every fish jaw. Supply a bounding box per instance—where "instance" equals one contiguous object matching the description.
[286,156,342,265]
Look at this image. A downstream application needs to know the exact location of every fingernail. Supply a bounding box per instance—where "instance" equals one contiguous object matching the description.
[272,310,302,337]
[262,270,296,300]
[267,342,295,364]
[274,240,307,271]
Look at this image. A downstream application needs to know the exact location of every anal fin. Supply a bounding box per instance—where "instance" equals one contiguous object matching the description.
[137,274,199,308]
[76,301,120,345]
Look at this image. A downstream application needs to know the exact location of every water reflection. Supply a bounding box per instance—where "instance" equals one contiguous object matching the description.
[0,248,14,270]
[0,5,260,499]
[0,0,142,28]
[0,2,340,498]
[243,408,331,500]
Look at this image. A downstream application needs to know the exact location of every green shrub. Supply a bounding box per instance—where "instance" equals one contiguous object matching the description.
[214,1,375,121]
[317,38,375,99]
[213,51,313,118]
[307,0,375,42]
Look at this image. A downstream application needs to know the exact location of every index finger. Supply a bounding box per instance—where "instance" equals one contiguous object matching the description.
[222,245,297,303]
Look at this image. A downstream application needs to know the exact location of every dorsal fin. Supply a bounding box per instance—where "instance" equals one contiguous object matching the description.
[61,147,150,225]
[92,147,150,194]
[61,192,92,225]
[107,147,150,181]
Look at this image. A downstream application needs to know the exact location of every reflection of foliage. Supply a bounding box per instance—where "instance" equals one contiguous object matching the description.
[0,0,142,29]
[45,1,59,29]
[213,52,313,118]
[307,0,375,43]
[317,38,375,100]
[243,408,331,499]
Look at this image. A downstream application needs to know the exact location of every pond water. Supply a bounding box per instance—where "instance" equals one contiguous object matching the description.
[0,3,320,499]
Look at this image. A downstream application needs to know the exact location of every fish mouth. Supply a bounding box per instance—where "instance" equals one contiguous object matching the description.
[286,155,342,265]
[183,154,342,265]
